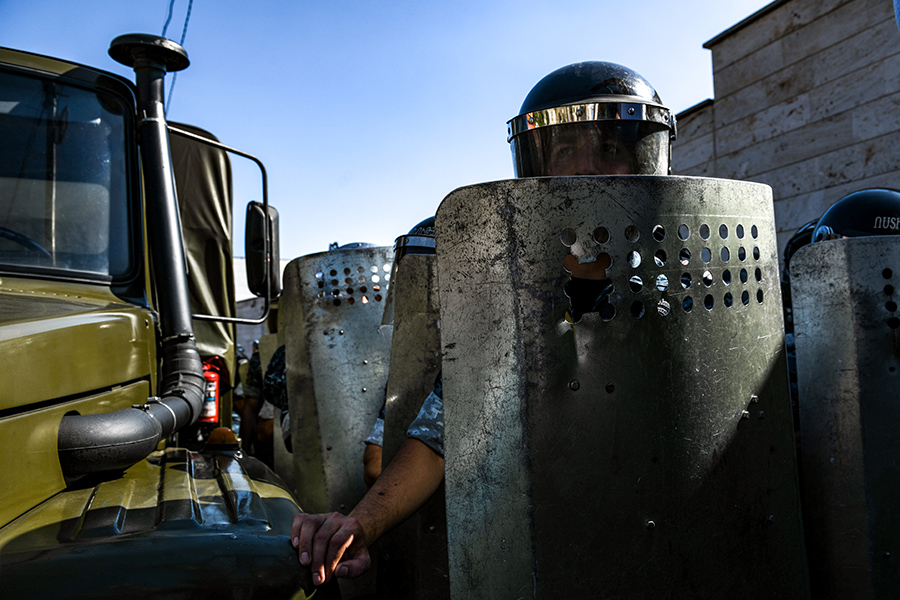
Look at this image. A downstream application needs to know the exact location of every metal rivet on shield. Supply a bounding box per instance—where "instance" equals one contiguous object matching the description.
[628,107,635,115]
[741,410,751,419]
[758,411,766,420]
[429,526,436,532]
[605,383,615,394]
[362,388,367,393]
[568,380,580,391]
[326,446,332,451]
[363,360,368,365]
[339,329,345,335]
[646,520,655,530]
[750,395,759,403]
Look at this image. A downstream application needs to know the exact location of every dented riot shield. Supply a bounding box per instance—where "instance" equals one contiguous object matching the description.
[436,176,809,599]
[790,236,900,600]
[377,248,450,600]
[282,246,394,515]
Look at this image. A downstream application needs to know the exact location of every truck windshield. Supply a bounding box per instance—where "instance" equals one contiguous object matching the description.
[0,68,132,280]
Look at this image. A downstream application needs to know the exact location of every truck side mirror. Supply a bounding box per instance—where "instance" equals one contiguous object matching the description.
[245,201,281,299]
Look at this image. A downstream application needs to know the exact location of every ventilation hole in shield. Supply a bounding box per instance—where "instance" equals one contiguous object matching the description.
[889,317,900,329]
[373,285,381,292]
[371,265,378,273]
[740,269,749,284]
[699,224,711,240]
[657,299,671,316]
[701,248,711,263]
[719,224,729,239]
[318,281,325,288]
[344,267,351,275]
[704,295,714,310]
[723,270,732,285]
[736,224,745,239]
[361,296,369,304]
[886,285,895,296]
[742,290,750,305]
[333,299,341,307]
[359,276,366,283]
[656,274,669,292]
[383,264,391,272]
[757,289,764,304]
[385,272,391,281]
[358,266,365,273]
[884,268,894,279]
[347,287,354,294]
[561,228,577,246]
[599,303,616,322]
[631,301,645,318]
[721,247,730,262]
[738,247,746,261]
[330,269,337,276]
[629,275,643,293]
[683,297,693,312]
[360,285,368,293]
[755,268,763,283]
[625,225,641,243]
[375,294,383,301]
[652,224,666,242]
[886,301,897,312]
[654,249,667,267]
[679,248,691,265]
[345,277,353,285]
[678,224,690,241]
[753,247,760,260]
[372,275,380,283]
[751,225,759,239]
[347,297,355,305]
[628,251,642,268]
[681,272,692,289]
[702,271,713,286]
[724,292,733,308]
[332,288,340,296]
[593,227,610,244]
[318,291,325,299]
[331,279,339,286]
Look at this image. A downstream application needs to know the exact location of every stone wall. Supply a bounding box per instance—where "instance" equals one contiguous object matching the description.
[673,0,900,256]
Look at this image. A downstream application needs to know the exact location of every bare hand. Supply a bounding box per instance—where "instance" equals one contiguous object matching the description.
[291,512,371,585]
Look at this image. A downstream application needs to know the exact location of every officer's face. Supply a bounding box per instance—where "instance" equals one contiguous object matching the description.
[545,126,635,176]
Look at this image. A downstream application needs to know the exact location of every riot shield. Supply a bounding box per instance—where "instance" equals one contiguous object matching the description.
[377,251,450,600]
[282,246,394,514]
[790,235,900,600]
[436,176,809,599]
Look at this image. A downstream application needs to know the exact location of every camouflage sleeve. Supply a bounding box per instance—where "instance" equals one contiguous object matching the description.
[263,345,288,411]
[365,416,385,447]
[406,372,443,457]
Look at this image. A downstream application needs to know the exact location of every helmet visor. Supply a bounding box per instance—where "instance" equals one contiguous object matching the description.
[511,121,670,177]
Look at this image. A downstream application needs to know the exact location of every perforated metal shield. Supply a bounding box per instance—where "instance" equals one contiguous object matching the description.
[377,253,450,600]
[790,236,900,600]
[436,176,808,598]
[282,246,394,514]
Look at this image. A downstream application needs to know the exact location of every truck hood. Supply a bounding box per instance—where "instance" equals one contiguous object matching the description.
[0,284,155,411]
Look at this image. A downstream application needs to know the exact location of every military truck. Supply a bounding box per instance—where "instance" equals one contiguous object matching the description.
[0,34,334,599]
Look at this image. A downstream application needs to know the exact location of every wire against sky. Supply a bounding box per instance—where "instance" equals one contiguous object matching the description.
[162,0,194,112]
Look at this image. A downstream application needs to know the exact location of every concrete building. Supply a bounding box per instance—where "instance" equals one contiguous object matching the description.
[673,0,900,256]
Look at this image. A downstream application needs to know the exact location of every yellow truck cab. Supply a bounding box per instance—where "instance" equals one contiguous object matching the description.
[0,35,331,599]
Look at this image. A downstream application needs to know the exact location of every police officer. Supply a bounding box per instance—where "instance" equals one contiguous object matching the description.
[291,61,677,586]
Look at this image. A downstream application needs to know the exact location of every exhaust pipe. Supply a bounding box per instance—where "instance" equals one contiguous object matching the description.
[57,35,205,478]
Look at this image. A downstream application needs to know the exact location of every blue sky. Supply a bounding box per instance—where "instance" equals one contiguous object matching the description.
[1,0,774,260]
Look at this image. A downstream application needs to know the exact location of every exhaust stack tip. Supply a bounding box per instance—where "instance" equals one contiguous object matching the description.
[109,34,189,72]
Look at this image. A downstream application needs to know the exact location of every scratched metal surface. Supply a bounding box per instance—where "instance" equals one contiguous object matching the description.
[282,246,394,515]
[377,252,450,599]
[791,236,900,600]
[436,176,809,599]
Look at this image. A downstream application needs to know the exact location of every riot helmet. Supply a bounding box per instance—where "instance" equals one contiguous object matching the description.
[382,216,436,325]
[812,188,900,242]
[507,61,676,177]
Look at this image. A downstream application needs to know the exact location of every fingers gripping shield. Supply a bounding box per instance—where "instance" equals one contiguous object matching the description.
[435,177,809,598]
[282,246,394,514]
[790,236,900,600]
